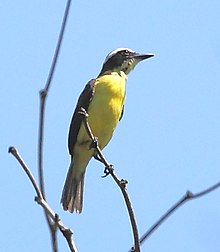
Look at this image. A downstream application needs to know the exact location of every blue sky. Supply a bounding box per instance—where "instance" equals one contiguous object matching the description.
[1,1,220,251]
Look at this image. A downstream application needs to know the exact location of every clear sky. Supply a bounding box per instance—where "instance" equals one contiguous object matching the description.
[1,1,220,251]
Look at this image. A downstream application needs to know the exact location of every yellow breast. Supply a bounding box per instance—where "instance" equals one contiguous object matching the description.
[78,71,126,150]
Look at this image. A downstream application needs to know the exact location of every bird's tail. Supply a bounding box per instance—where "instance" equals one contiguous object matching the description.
[61,158,85,213]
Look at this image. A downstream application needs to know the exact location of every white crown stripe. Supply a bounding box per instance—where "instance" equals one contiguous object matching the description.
[104,48,135,64]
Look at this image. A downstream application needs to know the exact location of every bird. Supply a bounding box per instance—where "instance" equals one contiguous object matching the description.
[61,48,154,213]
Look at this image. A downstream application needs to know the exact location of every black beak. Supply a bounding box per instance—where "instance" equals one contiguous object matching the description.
[134,53,155,61]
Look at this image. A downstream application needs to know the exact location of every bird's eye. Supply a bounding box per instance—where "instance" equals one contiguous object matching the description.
[122,50,130,56]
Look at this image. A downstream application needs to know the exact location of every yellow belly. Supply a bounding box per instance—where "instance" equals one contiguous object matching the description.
[76,71,126,151]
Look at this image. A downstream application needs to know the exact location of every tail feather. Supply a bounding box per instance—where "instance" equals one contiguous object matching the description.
[61,159,85,213]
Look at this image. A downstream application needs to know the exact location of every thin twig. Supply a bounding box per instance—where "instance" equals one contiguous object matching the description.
[8,146,42,198]
[79,108,140,252]
[38,0,72,251]
[190,181,220,199]
[8,146,77,252]
[38,0,72,200]
[135,181,220,250]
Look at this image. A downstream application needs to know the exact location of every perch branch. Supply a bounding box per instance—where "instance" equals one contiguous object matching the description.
[79,108,140,252]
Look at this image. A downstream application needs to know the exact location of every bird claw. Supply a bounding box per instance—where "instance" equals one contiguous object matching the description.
[102,164,114,178]
[78,107,88,118]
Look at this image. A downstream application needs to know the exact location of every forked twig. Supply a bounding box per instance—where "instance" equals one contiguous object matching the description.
[8,2,75,250]
[8,146,77,252]
[79,108,140,252]
[128,182,220,251]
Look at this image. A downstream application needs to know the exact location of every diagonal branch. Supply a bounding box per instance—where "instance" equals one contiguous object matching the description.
[133,181,220,250]
[79,108,140,252]
[8,146,77,252]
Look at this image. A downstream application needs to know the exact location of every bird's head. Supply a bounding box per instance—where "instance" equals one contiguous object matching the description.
[99,48,154,76]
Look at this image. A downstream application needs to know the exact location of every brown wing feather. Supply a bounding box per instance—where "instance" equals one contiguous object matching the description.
[68,79,96,155]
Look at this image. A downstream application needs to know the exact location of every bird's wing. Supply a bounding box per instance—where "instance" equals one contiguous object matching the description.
[68,79,96,155]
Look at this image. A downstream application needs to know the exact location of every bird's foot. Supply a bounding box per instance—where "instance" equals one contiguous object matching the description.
[78,107,88,118]
[102,164,114,178]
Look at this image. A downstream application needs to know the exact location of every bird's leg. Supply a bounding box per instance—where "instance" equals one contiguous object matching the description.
[89,136,114,177]
[93,154,103,163]
[90,138,106,165]
[89,136,99,149]
[90,137,103,162]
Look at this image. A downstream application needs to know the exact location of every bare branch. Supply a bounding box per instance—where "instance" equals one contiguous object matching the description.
[37,0,72,250]
[38,0,72,201]
[189,181,220,199]
[8,146,42,199]
[8,146,77,252]
[136,181,220,249]
[9,1,74,251]
[79,108,140,252]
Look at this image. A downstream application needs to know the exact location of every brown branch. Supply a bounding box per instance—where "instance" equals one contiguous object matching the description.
[8,146,77,252]
[132,181,220,250]
[79,108,140,252]
[37,0,72,251]
[38,0,72,204]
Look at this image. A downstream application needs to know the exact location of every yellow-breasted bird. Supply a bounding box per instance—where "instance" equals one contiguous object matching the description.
[61,48,154,213]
